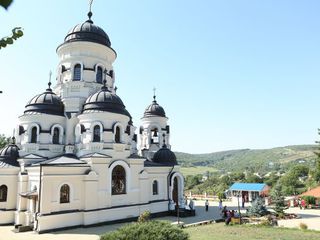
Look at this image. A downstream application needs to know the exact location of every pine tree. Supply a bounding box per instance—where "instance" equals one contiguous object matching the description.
[271,182,287,217]
[247,197,268,217]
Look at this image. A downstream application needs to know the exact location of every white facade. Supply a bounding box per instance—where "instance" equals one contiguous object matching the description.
[0,12,184,233]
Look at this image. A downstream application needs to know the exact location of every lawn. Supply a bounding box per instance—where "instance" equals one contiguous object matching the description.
[180,166,217,176]
[184,223,320,240]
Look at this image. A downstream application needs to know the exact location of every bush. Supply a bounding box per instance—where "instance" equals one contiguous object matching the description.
[138,211,151,223]
[301,196,316,205]
[100,220,189,240]
[299,222,308,230]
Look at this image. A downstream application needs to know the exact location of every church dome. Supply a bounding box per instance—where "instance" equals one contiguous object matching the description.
[24,83,64,116]
[64,13,111,47]
[143,96,166,118]
[83,84,131,117]
[0,140,20,167]
[152,144,177,166]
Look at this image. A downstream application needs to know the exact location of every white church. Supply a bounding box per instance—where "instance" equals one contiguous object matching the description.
[0,9,185,233]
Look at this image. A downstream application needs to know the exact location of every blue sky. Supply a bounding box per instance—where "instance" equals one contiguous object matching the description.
[1,0,320,153]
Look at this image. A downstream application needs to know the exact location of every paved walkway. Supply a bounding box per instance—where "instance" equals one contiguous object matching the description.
[3,202,316,240]
[278,207,320,231]
[0,200,225,240]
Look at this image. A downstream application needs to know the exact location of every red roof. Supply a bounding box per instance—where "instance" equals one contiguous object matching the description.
[300,186,320,198]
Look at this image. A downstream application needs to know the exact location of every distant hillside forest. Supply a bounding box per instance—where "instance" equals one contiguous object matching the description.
[177,145,320,196]
[175,145,317,174]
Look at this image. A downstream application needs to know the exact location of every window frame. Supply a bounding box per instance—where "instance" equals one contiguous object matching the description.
[60,184,70,204]
[0,185,8,202]
[73,63,82,81]
[111,165,126,195]
[152,180,158,195]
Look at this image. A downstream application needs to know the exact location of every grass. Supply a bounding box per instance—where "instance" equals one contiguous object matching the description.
[184,223,320,240]
[180,166,217,176]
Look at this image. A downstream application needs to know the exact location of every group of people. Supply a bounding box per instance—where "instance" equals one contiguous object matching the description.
[221,206,240,225]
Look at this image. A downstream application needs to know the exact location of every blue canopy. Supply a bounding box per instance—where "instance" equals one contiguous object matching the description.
[229,183,266,192]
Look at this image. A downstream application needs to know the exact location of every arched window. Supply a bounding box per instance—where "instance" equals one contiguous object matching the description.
[115,126,121,143]
[96,66,103,83]
[0,185,8,202]
[152,180,158,195]
[52,127,60,144]
[73,64,81,81]
[60,184,70,203]
[93,125,101,142]
[30,127,37,143]
[151,127,159,144]
[112,165,126,195]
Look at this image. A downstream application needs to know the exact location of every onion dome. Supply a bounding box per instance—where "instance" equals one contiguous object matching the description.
[152,144,177,166]
[143,95,166,118]
[0,137,20,167]
[24,81,64,116]
[64,12,111,47]
[83,81,131,117]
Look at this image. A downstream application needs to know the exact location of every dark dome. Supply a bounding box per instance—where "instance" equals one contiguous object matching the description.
[143,96,166,118]
[83,86,131,117]
[152,145,177,166]
[0,143,20,167]
[24,86,64,116]
[64,18,111,47]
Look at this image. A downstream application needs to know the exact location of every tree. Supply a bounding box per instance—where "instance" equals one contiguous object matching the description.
[101,221,189,240]
[247,197,269,217]
[0,134,10,148]
[0,0,24,50]
[270,182,287,217]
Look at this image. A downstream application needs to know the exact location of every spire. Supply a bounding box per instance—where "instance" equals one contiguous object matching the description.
[46,70,52,92]
[153,87,157,102]
[101,79,109,91]
[11,129,15,144]
[87,0,94,23]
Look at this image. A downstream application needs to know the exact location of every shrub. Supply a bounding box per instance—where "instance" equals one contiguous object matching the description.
[100,220,189,240]
[138,210,151,223]
[301,196,316,205]
[299,222,308,230]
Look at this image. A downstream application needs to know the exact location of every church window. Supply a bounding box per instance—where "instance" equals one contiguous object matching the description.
[152,180,158,195]
[115,126,121,143]
[151,128,159,144]
[96,66,103,83]
[0,185,8,202]
[73,64,81,81]
[112,165,126,195]
[60,184,70,203]
[30,127,37,143]
[93,125,101,142]
[52,127,60,144]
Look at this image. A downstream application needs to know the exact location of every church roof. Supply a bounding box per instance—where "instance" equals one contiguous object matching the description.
[63,12,111,48]
[152,144,177,166]
[24,83,64,116]
[143,96,166,118]
[0,140,20,167]
[82,83,131,117]
[34,154,87,166]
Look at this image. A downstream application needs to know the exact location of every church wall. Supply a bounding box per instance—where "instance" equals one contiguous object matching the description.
[0,169,19,224]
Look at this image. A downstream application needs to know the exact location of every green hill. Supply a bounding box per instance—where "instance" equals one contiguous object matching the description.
[176,145,318,175]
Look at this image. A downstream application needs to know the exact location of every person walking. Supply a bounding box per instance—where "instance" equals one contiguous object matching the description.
[205,199,209,211]
[219,199,223,210]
